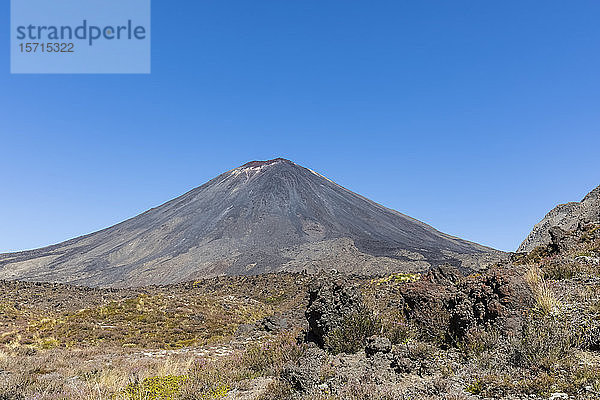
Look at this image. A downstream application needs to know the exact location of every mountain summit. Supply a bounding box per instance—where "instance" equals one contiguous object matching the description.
[0,158,502,287]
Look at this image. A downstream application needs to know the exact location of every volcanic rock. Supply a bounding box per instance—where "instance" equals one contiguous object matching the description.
[0,158,502,287]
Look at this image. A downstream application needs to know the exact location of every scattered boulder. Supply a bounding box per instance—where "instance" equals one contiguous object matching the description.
[257,315,288,332]
[448,281,502,340]
[398,278,454,342]
[396,263,533,342]
[448,264,533,340]
[223,377,275,400]
[583,324,600,352]
[281,346,326,392]
[391,353,414,374]
[575,255,600,266]
[548,226,578,254]
[541,222,600,256]
[423,264,462,286]
[235,323,255,336]
[548,393,569,400]
[304,279,363,348]
[365,336,392,357]
[390,342,436,376]
[189,313,205,323]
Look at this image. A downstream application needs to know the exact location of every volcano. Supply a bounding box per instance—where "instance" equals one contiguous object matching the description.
[0,158,502,287]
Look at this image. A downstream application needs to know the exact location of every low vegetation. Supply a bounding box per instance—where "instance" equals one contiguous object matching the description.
[0,225,598,399]
[324,307,382,355]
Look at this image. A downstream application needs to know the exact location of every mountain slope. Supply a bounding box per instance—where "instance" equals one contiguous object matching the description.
[0,159,502,287]
[518,185,600,253]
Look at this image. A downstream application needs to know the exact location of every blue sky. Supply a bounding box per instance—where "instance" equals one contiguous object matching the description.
[1,1,599,252]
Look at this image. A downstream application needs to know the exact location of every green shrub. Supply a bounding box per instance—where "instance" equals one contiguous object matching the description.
[256,379,293,400]
[542,261,580,280]
[181,332,303,399]
[512,315,575,371]
[324,307,382,354]
[380,310,414,345]
[512,372,558,397]
[242,331,305,374]
[181,360,243,400]
[457,328,501,360]
[513,246,551,265]
[122,375,188,400]
[465,379,483,394]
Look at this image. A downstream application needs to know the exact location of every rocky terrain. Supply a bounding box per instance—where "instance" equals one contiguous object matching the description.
[519,185,600,253]
[0,212,599,399]
[0,158,502,287]
[0,171,598,399]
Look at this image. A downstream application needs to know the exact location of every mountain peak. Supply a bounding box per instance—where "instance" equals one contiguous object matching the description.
[230,158,296,179]
[239,158,293,169]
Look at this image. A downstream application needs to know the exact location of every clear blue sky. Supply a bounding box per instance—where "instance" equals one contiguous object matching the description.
[1,1,599,252]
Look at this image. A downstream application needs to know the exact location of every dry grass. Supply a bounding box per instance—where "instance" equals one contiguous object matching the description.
[524,266,561,316]
[1,240,599,400]
[0,274,312,351]
[0,329,307,400]
[0,275,313,400]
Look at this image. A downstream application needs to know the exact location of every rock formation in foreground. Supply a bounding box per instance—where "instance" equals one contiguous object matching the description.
[518,185,600,253]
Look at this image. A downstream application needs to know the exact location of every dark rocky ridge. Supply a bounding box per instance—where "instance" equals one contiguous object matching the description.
[0,158,502,287]
[518,184,600,252]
